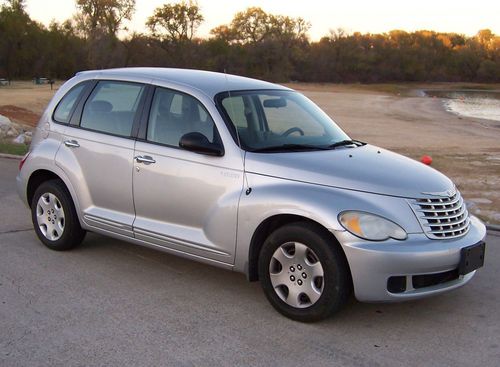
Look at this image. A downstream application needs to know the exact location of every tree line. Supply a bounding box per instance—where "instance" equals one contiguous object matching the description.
[0,0,499,83]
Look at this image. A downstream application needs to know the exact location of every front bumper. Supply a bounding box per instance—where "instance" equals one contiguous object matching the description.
[334,215,486,302]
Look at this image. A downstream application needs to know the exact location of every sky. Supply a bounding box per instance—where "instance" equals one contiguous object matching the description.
[24,0,500,40]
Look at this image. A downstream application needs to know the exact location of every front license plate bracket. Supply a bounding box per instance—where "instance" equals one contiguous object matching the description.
[458,241,485,275]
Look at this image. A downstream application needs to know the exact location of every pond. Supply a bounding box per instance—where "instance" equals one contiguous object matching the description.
[424,90,500,122]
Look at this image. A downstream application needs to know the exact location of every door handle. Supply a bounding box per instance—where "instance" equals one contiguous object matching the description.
[64,140,80,148]
[135,155,156,164]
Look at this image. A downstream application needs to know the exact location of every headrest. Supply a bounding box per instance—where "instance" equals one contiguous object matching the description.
[89,100,113,113]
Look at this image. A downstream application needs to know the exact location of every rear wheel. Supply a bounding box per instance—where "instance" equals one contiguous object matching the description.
[258,222,351,322]
[31,180,85,251]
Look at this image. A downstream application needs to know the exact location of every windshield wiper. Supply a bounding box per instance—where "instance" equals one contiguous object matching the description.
[250,144,329,153]
[328,139,366,149]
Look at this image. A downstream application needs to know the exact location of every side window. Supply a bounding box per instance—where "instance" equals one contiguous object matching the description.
[221,95,260,145]
[147,88,216,147]
[80,81,145,137]
[222,96,247,129]
[53,83,86,123]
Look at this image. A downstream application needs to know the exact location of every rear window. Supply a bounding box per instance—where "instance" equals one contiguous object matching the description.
[53,83,87,123]
[80,81,145,137]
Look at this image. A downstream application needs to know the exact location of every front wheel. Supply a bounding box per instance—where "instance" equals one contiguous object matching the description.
[31,179,86,251]
[258,222,351,322]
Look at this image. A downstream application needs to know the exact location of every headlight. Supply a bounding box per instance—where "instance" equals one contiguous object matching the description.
[339,211,407,241]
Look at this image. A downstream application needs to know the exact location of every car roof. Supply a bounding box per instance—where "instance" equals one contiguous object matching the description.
[76,67,290,98]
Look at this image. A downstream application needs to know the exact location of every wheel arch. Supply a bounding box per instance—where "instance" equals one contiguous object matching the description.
[246,214,352,283]
[26,169,82,226]
[27,169,60,206]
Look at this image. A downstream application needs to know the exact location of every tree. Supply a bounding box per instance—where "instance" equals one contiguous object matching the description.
[230,7,269,44]
[75,0,135,37]
[211,7,309,45]
[477,29,494,46]
[2,0,25,11]
[209,24,237,43]
[1,0,499,83]
[146,1,203,43]
[208,7,310,81]
[0,0,45,78]
[73,0,135,69]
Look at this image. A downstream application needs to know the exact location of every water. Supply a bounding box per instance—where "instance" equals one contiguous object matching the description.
[424,90,500,122]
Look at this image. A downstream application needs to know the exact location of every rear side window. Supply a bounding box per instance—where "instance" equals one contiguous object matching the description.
[147,88,216,147]
[80,81,145,137]
[53,83,86,123]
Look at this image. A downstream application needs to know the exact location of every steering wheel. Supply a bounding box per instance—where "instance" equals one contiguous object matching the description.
[281,127,305,137]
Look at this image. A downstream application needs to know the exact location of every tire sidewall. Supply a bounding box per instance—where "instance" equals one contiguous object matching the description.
[31,180,82,250]
[258,222,349,322]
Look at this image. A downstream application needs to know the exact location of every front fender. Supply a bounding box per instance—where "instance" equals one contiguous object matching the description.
[234,173,422,274]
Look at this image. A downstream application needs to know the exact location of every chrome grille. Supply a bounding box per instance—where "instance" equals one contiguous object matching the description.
[410,190,470,239]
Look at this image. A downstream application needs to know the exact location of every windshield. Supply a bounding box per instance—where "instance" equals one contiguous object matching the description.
[216,90,350,152]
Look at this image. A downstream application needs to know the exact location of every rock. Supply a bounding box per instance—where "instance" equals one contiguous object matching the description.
[13,134,25,144]
[6,128,17,137]
[0,114,11,126]
[0,115,17,140]
[0,116,11,134]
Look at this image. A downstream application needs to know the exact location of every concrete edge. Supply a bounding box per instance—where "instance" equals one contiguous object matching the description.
[0,153,23,160]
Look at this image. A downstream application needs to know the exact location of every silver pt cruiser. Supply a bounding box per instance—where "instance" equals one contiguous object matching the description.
[17,68,486,322]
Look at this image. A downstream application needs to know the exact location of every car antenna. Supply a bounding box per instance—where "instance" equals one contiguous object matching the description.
[224,69,252,195]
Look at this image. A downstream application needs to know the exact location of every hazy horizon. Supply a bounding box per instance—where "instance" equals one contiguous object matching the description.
[24,0,500,40]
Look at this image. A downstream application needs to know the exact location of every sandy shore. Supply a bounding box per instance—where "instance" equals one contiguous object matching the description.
[286,83,500,153]
[1,81,499,223]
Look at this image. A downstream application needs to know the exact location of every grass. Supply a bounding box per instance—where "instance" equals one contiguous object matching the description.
[0,140,29,156]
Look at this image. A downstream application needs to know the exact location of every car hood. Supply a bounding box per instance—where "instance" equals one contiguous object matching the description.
[244,144,454,198]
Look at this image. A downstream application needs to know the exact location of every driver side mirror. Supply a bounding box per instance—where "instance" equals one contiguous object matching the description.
[179,132,224,157]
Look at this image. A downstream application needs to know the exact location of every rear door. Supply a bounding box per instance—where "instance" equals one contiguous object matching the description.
[132,86,243,264]
[55,80,147,236]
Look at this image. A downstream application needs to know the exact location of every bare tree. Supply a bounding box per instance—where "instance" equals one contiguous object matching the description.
[146,0,203,43]
[75,0,135,37]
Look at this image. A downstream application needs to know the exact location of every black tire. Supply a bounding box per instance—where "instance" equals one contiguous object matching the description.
[258,222,351,322]
[31,179,86,251]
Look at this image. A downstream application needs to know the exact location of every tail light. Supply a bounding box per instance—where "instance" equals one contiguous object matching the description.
[19,152,30,171]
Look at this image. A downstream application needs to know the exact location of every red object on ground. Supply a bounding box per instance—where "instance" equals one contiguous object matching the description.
[421,155,432,165]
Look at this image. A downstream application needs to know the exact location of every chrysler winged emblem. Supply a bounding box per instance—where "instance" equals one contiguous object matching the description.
[421,187,456,198]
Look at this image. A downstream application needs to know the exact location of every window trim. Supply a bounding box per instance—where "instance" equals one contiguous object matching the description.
[51,81,92,125]
[137,85,225,155]
[68,79,150,140]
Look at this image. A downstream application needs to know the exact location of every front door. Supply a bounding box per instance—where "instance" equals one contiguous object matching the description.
[132,87,243,264]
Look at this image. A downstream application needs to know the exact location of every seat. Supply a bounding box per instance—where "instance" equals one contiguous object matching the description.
[82,100,116,134]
